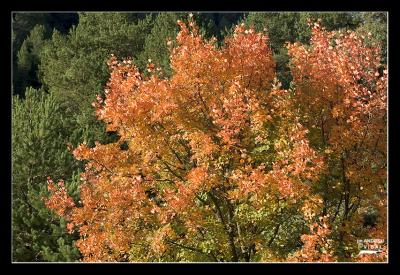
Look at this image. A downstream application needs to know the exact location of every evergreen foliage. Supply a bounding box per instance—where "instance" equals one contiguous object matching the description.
[12,87,81,261]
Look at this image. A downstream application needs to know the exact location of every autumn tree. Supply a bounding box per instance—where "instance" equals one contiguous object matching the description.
[46,19,325,262]
[287,20,387,261]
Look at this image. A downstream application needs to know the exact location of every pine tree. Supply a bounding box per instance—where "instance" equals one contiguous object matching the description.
[12,13,78,96]
[136,12,184,77]
[12,13,78,54]
[12,87,81,261]
[39,12,154,146]
[15,25,47,95]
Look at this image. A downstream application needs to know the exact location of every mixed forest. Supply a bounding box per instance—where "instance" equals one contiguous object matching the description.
[12,12,387,262]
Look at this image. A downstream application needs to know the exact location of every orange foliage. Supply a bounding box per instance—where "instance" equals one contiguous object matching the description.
[287,20,387,261]
[289,216,336,262]
[45,19,386,262]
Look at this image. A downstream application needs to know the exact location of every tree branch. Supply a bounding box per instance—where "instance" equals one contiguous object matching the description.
[209,191,239,261]
[165,239,217,262]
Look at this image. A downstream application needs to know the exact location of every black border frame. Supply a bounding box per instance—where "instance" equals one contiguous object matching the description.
[4,0,399,273]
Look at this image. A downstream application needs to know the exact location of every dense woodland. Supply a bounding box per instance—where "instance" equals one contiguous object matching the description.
[12,12,387,262]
